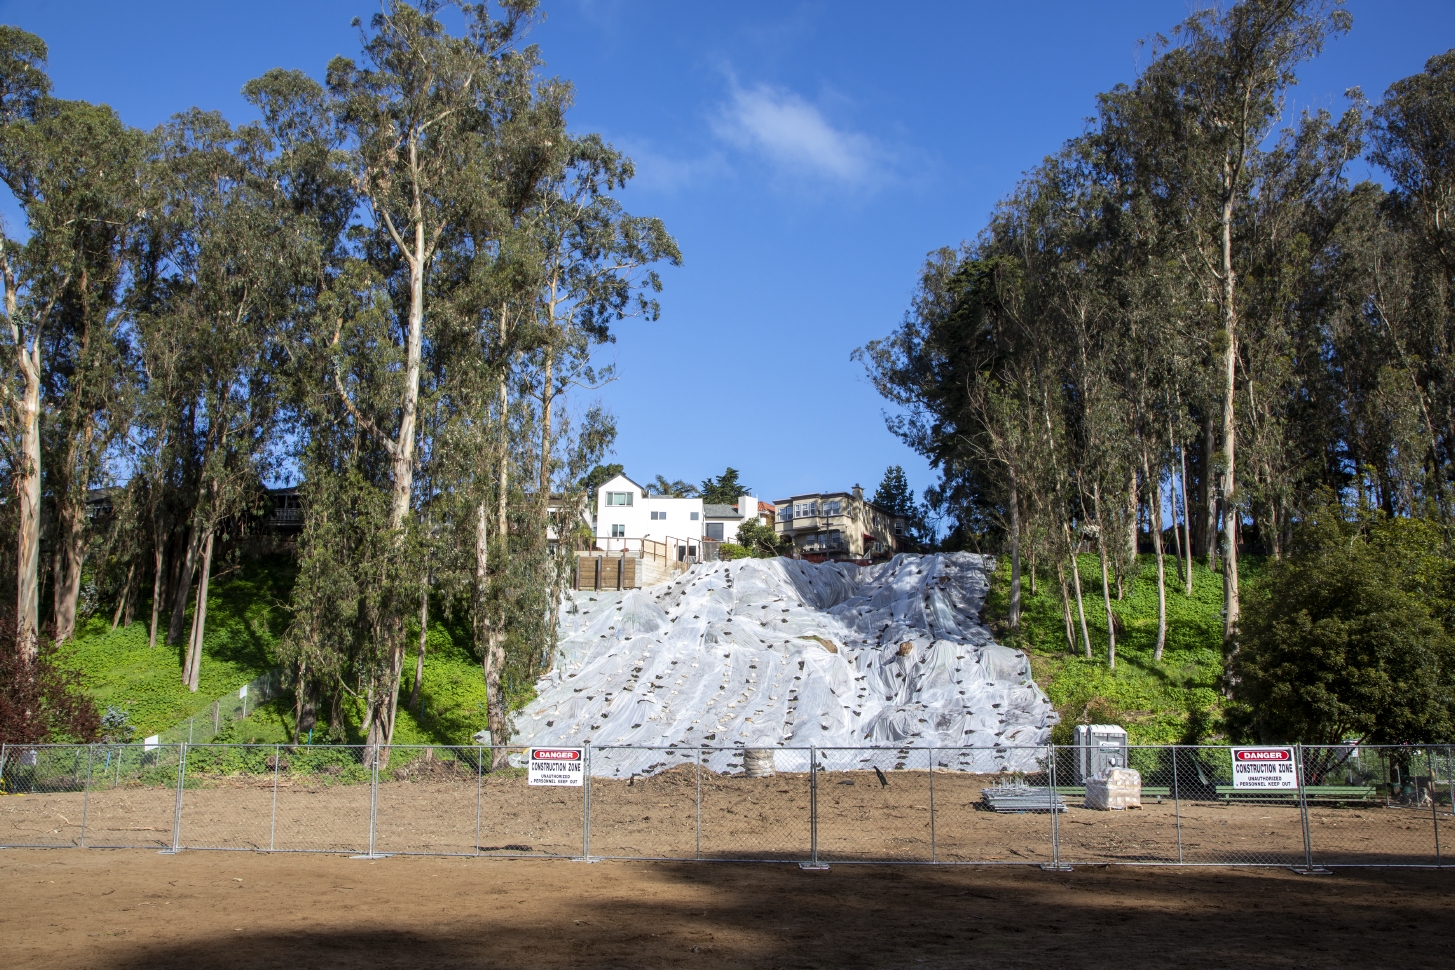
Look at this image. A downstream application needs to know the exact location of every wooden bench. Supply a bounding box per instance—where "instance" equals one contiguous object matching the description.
[1212,785,1379,804]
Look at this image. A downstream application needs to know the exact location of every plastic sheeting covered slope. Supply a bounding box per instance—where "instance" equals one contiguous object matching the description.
[520,553,1058,776]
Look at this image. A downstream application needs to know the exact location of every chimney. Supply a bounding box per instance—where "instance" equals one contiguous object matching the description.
[852,484,863,502]
[738,494,754,520]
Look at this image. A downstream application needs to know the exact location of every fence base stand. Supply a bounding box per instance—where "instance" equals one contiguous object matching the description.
[571,857,598,863]
[1288,866,1331,876]
[798,862,830,871]
[157,849,182,856]
[350,853,391,860]
[1040,863,1074,872]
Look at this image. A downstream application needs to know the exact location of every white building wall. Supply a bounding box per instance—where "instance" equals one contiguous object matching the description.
[594,473,704,548]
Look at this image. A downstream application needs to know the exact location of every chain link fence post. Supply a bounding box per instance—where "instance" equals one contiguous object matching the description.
[474,746,483,857]
[1041,743,1072,871]
[1293,742,1327,874]
[78,750,93,843]
[163,743,186,854]
[800,745,828,870]
[1429,747,1441,867]
[695,746,702,861]
[929,745,936,864]
[1171,744,1184,864]
[582,742,593,861]
[270,744,280,852]
[0,743,7,794]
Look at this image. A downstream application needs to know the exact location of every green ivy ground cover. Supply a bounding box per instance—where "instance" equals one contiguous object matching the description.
[56,556,295,736]
[983,552,1264,744]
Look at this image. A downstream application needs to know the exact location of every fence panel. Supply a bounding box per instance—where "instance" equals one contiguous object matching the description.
[374,745,483,856]
[1051,746,1184,864]
[586,746,700,860]
[470,747,582,858]
[1161,746,1305,865]
[929,746,1055,864]
[815,747,934,862]
[264,745,372,853]
[1304,745,1441,867]
[74,744,182,850]
[695,746,810,861]
[0,744,95,847]
[178,745,277,850]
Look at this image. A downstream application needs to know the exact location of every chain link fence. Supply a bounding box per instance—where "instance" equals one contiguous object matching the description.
[2,742,1450,868]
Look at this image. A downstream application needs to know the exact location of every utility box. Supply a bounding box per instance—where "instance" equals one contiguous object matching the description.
[1073,724,1128,783]
[1085,767,1142,810]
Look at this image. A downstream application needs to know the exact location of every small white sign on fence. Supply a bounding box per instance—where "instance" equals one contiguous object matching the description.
[1230,746,1298,790]
[239,685,248,699]
[527,747,583,786]
[144,735,160,752]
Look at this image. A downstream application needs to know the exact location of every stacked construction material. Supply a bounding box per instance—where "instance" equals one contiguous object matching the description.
[521,553,1059,777]
[981,784,1067,813]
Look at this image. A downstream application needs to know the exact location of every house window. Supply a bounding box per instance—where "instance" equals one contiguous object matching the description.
[826,500,840,515]
[895,522,904,535]
[705,522,724,541]
[690,511,699,521]
[611,524,626,537]
[606,491,634,506]
[650,510,666,521]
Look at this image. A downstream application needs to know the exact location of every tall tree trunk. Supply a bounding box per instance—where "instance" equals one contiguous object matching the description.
[167,526,203,647]
[1168,459,1185,582]
[1056,560,1075,652]
[1144,452,1167,661]
[1007,471,1021,629]
[183,529,214,692]
[475,501,508,769]
[1091,483,1116,670]
[1069,548,1093,661]
[111,562,135,632]
[52,457,91,645]
[13,350,41,661]
[148,539,165,649]
[1178,442,1194,595]
[1219,173,1240,644]
[1202,421,1219,569]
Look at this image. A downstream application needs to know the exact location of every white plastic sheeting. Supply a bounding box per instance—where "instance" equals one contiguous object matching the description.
[519,553,1058,777]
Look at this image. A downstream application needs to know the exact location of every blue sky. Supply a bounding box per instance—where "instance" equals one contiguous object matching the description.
[0,0,1448,508]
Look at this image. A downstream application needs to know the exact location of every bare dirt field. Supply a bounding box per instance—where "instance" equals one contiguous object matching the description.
[2,848,1452,969]
[2,765,1445,866]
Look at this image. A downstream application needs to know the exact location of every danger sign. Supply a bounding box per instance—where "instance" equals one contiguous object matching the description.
[528,748,584,786]
[1230,747,1299,790]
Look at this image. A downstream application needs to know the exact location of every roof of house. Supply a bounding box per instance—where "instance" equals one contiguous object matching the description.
[702,504,743,518]
[758,500,776,513]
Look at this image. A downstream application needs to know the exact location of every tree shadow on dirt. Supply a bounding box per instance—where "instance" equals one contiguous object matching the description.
[86,861,1454,970]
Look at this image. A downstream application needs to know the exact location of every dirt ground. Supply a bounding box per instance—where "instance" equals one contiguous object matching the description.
[1,848,1452,969]
[2,765,1445,866]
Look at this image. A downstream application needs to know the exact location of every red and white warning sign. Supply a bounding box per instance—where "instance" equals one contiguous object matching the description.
[528,747,584,786]
[1230,747,1299,790]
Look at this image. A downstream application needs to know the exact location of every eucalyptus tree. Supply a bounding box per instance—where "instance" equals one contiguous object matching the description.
[133,110,299,690]
[0,27,145,652]
[1130,0,1351,641]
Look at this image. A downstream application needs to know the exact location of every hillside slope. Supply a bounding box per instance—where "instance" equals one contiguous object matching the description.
[982,553,1261,744]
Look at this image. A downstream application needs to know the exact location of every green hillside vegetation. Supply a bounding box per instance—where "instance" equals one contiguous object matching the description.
[984,553,1264,745]
[56,556,295,736]
[58,555,501,747]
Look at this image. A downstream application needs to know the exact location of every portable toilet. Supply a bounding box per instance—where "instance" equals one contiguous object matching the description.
[1073,724,1128,783]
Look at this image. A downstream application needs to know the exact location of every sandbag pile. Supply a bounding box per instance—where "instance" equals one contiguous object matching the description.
[519,553,1059,776]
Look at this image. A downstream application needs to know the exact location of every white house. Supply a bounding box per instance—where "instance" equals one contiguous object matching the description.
[594,473,704,550]
[592,472,766,548]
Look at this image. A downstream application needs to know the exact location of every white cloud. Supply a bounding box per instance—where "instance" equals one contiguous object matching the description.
[712,83,879,183]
